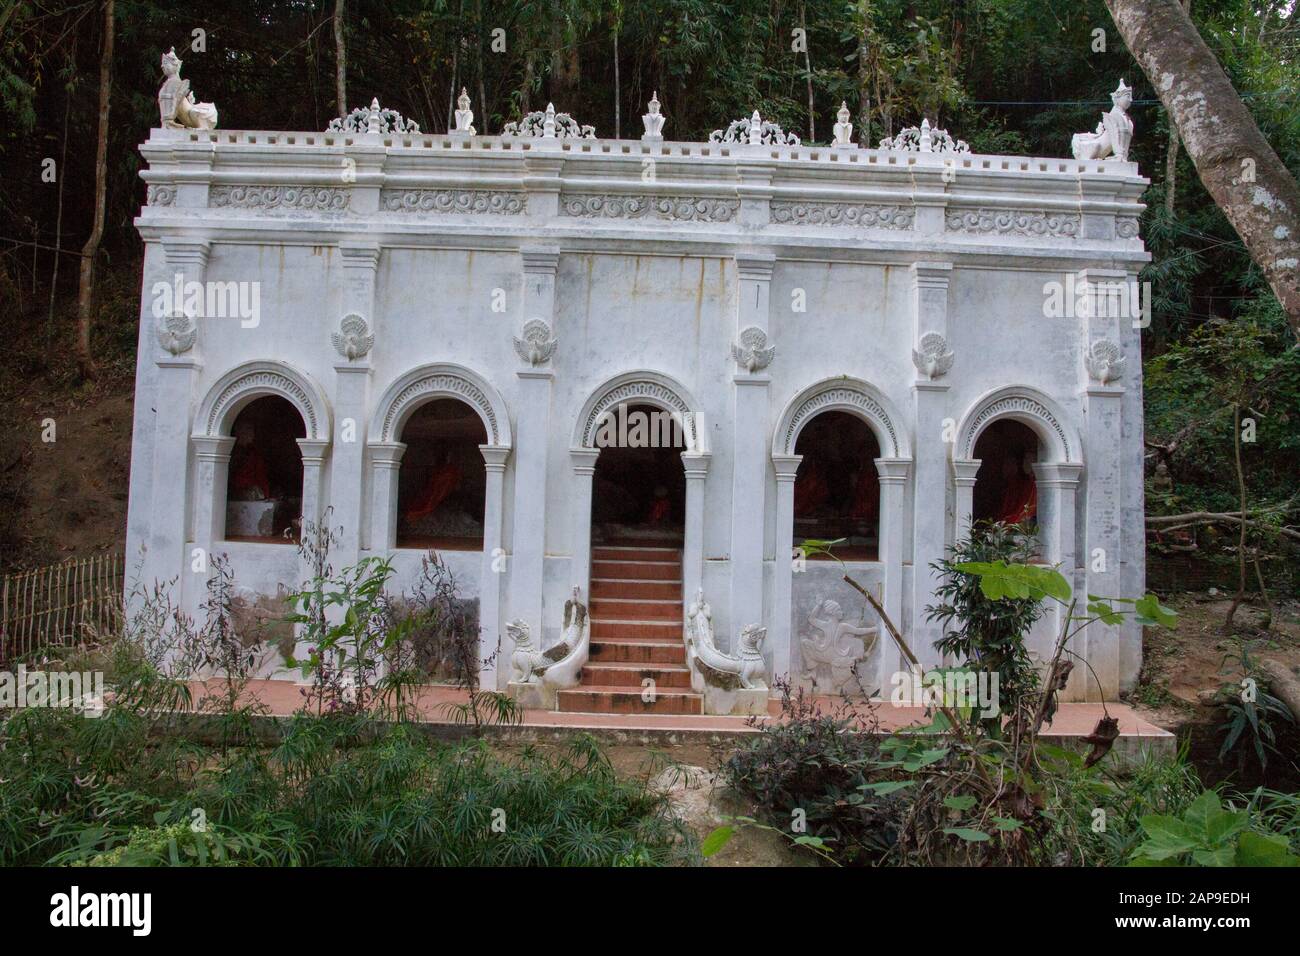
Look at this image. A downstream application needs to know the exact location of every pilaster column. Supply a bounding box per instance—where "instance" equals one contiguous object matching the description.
[729,251,775,652]
[1083,384,1124,700]
[297,439,330,539]
[1034,461,1084,685]
[875,457,912,692]
[770,454,803,683]
[192,436,235,563]
[479,445,511,689]
[332,365,371,559]
[952,459,982,538]
[1078,267,1128,701]
[153,240,209,597]
[367,442,407,552]
[568,448,601,607]
[680,451,712,612]
[509,245,559,644]
[909,261,952,669]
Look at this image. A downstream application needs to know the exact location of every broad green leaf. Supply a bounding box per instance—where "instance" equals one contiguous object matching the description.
[943,827,990,843]
[943,795,977,811]
[1134,594,1178,629]
[860,780,916,795]
[993,817,1024,831]
[1191,845,1235,867]
[1235,830,1300,867]
[700,826,734,858]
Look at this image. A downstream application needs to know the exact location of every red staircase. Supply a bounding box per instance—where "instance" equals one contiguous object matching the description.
[555,544,702,715]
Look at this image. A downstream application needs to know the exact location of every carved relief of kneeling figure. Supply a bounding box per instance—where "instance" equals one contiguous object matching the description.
[800,599,877,694]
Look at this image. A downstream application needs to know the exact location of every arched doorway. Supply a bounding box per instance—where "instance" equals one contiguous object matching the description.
[792,410,881,560]
[396,397,488,549]
[972,419,1040,527]
[224,395,306,542]
[591,402,686,545]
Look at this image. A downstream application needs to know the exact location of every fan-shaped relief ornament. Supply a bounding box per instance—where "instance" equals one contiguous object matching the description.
[731,326,776,373]
[911,332,954,380]
[709,110,800,146]
[157,309,197,356]
[513,319,558,366]
[1084,339,1125,384]
[328,98,420,134]
[331,313,374,361]
[879,118,970,154]
[502,102,595,139]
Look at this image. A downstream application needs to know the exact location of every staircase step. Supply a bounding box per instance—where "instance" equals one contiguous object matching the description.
[590,598,682,620]
[590,578,682,600]
[580,663,693,688]
[591,560,681,581]
[590,640,686,664]
[556,685,703,716]
[591,619,682,641]
[592,545,682,563]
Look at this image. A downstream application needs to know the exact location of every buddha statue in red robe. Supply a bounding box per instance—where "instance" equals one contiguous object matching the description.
[229,420,271,501]
[794,459,830,515]
[404,451,463,522]
[848,463,879,525]
[994,454,1037,525]
[644,485,672,525]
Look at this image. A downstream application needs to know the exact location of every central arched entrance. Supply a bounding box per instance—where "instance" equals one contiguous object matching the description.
[591,402,687,546]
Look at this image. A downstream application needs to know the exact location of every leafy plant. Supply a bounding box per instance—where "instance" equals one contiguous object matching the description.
[1130,790,1300,867]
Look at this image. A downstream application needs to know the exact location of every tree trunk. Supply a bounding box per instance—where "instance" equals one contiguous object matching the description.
[76,0,113,381]
[333,0,347,118]
[1162,0,1191,215]
[1258,659,1300,722]
[475,0,488,133]
[612,21,620,139]
[856,0,872,144]
[800,3,815,142]
[47,75,71,346]
[1105,0,1300,334]
[1223,403,1248,631]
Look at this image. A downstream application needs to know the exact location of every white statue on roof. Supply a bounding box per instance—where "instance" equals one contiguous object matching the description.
[158,48,218,130]
[1071,80,1134,162]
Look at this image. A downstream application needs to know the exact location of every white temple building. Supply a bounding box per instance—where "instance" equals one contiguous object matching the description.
[128,80,1150,714]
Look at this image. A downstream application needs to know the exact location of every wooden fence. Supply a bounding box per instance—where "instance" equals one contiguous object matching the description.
[1,553,124,664]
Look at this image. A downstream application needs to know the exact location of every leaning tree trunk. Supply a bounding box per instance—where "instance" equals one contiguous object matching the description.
[333,0,347,118]
[76,0,114,381]
[1105,0,1300,334]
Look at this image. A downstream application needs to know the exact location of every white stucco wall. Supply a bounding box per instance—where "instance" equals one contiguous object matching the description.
[129,125,1150,701]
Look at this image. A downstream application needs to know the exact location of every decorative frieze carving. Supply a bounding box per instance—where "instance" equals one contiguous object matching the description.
[911,332,954,380]
[146,184,176,207]
[1115,217,1140,239]
[560,194,738,222]
[580,380,698,450]
[207,371,321,440]
[328,98,420,134]
[502,102,594,139]
[513,319,557,366]
[879,119,969,153]
[784,386,901,457]
[769,200,913,230]
[380,189,525,215]
[209,185,350,212]
[709,110,800,146]
[1084,339,1126,384]
[382,373,501,445]
[945,208,1080,238]
[1071,79,1134,162]
[962,396,1071,461]
[331,313,374,361]
[156,310,196,355]
[731,326,775,373]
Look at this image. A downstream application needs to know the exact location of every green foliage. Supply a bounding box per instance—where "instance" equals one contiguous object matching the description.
[926,522,1046,728]
[1131,790,1300,867]
[0,703,692,867]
